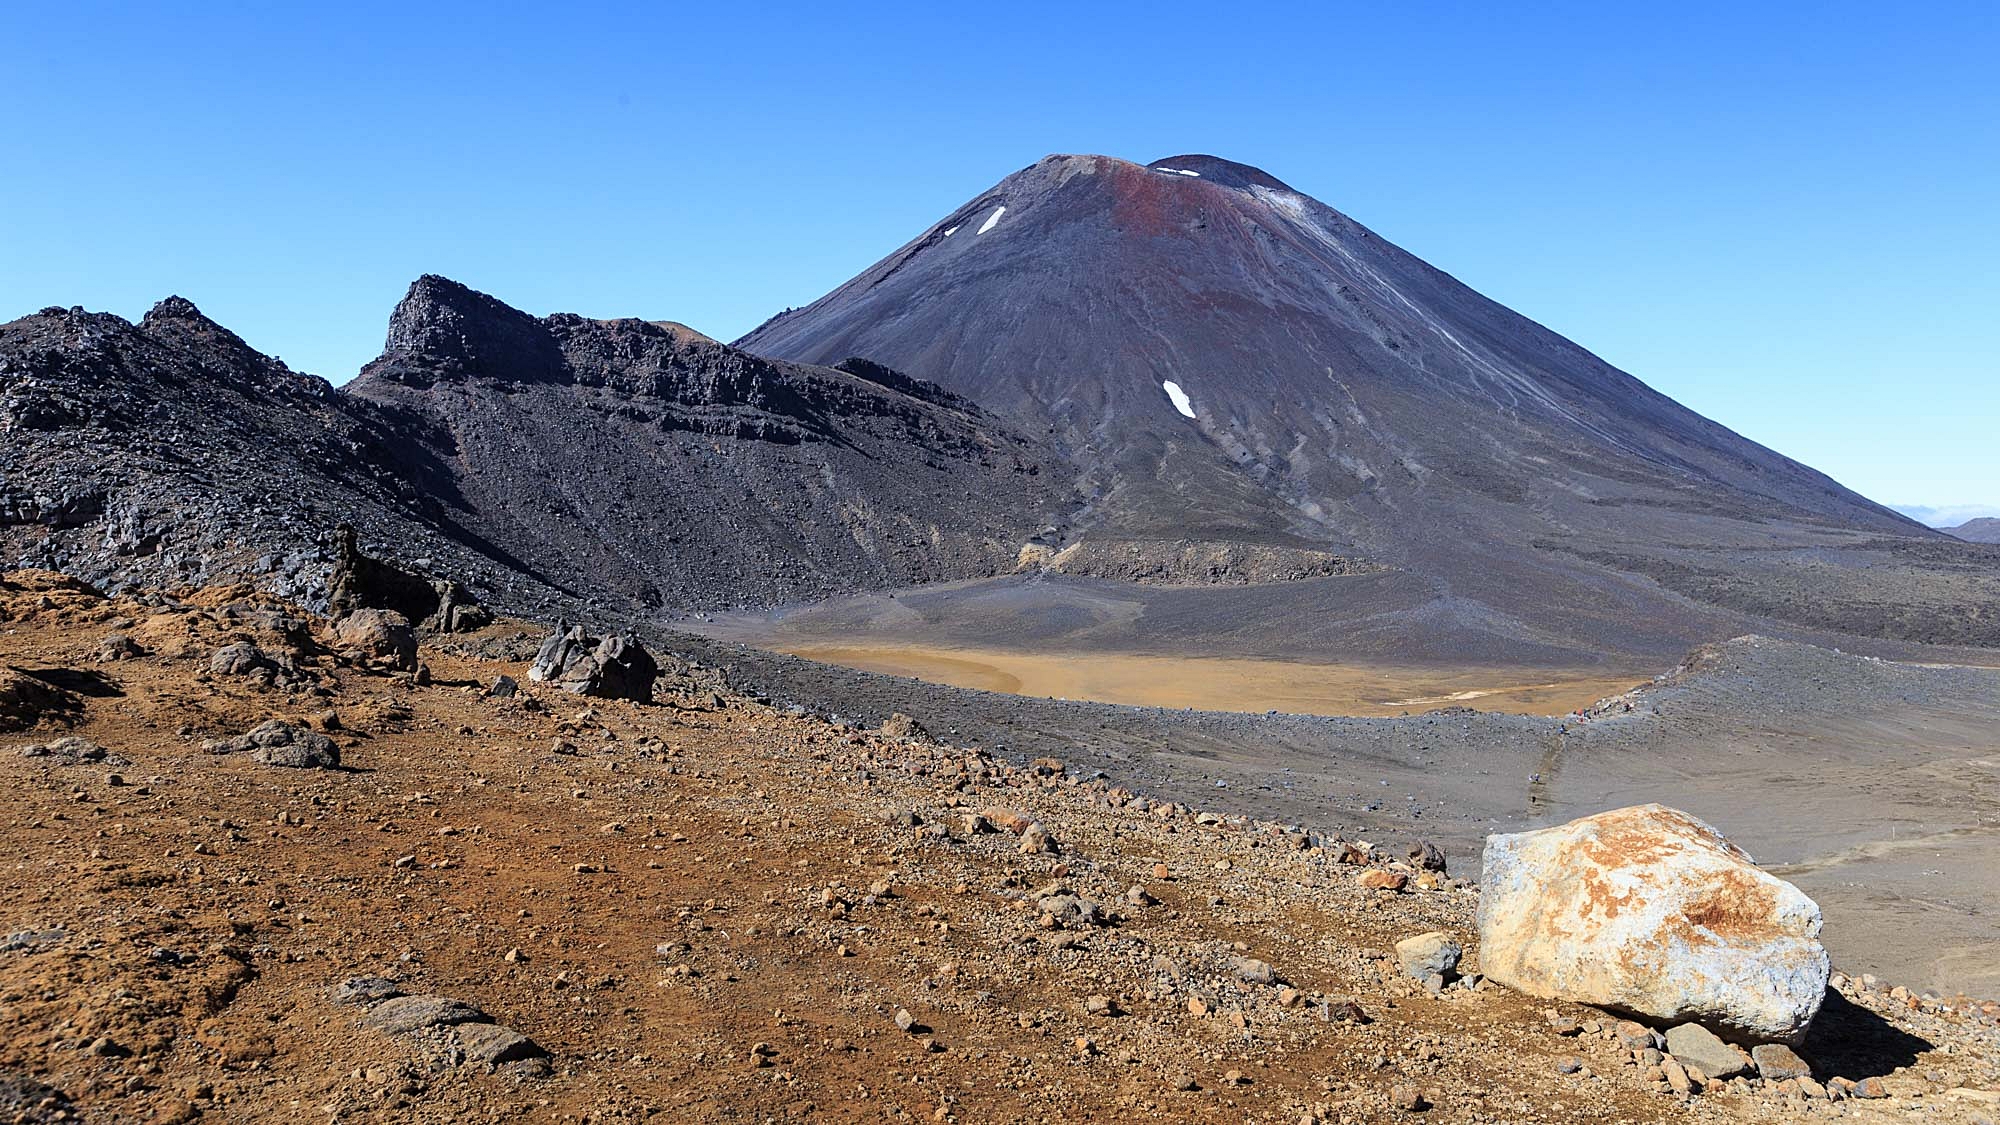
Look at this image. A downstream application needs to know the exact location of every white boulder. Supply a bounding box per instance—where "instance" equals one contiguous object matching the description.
[1477,803,1829,1042]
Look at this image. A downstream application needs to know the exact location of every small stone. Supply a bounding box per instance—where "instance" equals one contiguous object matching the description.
[1390,1084,1427,1111]
[1408,842,1447,872]
[1664,1023,1749,1080]
[1555,1055,1583,1074]
[1394,932,1461,981]
[1613,1020,1656,1049]
[453,1021,546,1065]
[1851,1077,1888,1099]
[503,947,525,963]
[1322,999,1369,1023]
[894,1008,917,1033]
[1750,1042,1812,1081]
[205,718,339,769]
[1235,958,1277,985]
[330,976,402,1005]
[1357,869,1407,892]
[979,807,1035,834]
[1223,1069,1246,1086]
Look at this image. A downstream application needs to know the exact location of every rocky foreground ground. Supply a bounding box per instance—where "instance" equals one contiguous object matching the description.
[2,569,1996,1123]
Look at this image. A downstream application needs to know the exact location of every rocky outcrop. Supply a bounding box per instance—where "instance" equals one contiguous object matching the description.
[20,736,128,766]
[332,977,549,1074]
[205,720,341,769]
[1027,537,1382,586]
[325,526,491,635]
[1477,804,1829,1043]
[0,282,1063,620]
[423,579,491,633]
[528,625,659,701]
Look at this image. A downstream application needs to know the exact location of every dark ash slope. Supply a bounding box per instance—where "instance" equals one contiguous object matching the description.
[741,153,1995,651]
[344,276,1063,609]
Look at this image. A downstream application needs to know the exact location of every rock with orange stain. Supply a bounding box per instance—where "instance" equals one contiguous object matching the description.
[1476,803,1828,1043]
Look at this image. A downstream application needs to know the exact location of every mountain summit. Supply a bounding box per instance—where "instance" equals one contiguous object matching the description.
[738,154,1992,653]
[741,152,1909,542]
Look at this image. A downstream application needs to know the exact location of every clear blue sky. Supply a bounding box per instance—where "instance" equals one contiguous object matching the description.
[4,2,1994,521]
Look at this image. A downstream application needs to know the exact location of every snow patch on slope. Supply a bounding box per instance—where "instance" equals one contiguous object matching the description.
[1155,167,1202,177]
[976,206,1006,234]
[1162,380,1197,418]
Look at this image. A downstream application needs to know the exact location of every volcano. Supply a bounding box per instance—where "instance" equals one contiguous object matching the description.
[740,154,1996,655]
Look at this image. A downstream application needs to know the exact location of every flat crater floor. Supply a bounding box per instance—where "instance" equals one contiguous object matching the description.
[770,641,1650,718]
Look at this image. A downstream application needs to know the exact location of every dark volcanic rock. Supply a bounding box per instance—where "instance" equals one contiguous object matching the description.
[210,642,286,678]
[206,719,340,769]
[0,297,473,608]
[327,526,491,634]
[345,276,1064,610]
[0,281,1062,618]
[529,624,659,701]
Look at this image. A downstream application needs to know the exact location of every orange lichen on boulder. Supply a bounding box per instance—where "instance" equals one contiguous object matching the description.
[1477,803,1828,1043]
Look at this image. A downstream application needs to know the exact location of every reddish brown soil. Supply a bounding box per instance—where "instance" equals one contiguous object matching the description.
[0,571,1991,1123]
